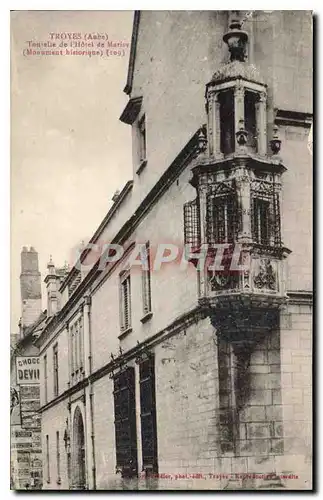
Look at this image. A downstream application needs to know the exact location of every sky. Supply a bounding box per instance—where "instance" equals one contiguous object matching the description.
[11,11,134,333]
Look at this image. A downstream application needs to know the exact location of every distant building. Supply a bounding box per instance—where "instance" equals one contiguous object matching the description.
[10,247,46,490]
[20,246,42,330]
[36,11,312,491]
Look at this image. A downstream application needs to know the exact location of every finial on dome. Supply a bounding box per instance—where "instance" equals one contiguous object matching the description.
[47,254,55,269]
[223,11,249,62]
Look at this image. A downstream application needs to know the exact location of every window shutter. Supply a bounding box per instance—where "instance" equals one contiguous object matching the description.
[139,355,158,473]
[124,277,131,329]
[121,275,131,330]
[183,198,200,250]
[142,243,152,315]
[113,367,138,477]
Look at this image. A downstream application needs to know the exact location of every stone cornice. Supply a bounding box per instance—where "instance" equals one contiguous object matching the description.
[275,109,312,128]
[119,96,143,125]
[59,180,134,294]
[190,153,287,187]
[287,290,313,305]
[123,11,141,95]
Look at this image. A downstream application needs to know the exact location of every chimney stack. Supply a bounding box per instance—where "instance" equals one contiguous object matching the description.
[45,256,59,317]
[20,246,42,331]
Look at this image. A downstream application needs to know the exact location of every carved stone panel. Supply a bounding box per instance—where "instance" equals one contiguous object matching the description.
[252,258,278,292]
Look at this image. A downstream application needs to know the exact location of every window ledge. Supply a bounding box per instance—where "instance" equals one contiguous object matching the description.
[140,312,153,324]
[118,327,132,340]
[136,159,147,175]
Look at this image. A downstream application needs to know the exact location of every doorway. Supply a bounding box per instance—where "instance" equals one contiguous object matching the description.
[72,406,86,489]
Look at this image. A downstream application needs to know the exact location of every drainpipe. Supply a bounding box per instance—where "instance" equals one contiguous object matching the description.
[229,343,238,455]
[88,296,96,490]
[84,295,96,490]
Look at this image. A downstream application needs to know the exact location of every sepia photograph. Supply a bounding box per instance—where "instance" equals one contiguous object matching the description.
[10,9,313,491]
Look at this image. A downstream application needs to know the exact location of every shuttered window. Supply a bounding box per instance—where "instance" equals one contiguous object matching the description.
[70,317,84,382]
[120,271,131,332]
[113,367,138,478]
[79,319,84,371]
[53,344,59,397]
[139,355,158,474]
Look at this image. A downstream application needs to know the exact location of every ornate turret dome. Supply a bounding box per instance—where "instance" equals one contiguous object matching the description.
[209,11,265,87]
[210,60,265,86]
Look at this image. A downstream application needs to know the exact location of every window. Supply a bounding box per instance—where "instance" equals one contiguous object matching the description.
[56,431,61,484]
[138,115,146,162]
[44,355,48,403]
[113,367,138,478]
[53,344,59,397]
[71,325,75,376]
[207,194,237,245]
[70,318,84,381]
[141,243,152,319]
[219,90,235,155]
[252,198,270,245]
[79,319,84,372]
[139,355,158,475]
[74,323,79,374]
[244,91,258,152]
[46,434,50,483]
[120,271,131,332]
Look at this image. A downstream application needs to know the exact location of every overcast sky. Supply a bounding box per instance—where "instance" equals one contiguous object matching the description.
[11,11,133,332]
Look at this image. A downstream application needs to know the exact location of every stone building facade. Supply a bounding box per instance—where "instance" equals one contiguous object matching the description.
[36,11,312,490]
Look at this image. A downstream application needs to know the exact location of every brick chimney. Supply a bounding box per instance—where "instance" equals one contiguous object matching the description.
[20,246,42,331]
